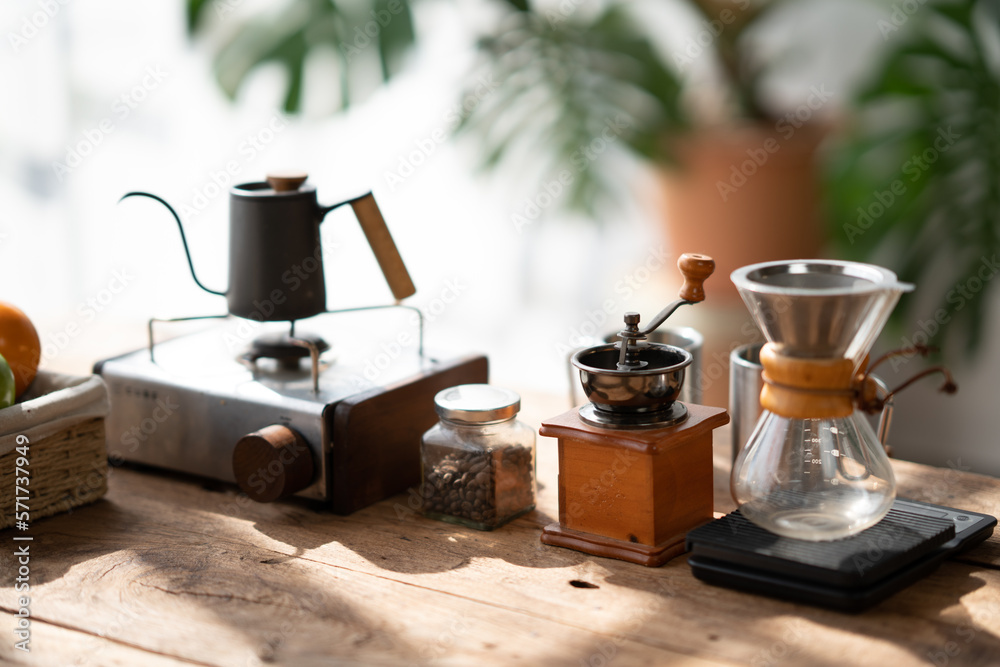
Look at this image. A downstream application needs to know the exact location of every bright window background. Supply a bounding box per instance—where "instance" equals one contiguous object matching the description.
[0,0,884,368]
[5,0,998,473]
[0,0,685,396]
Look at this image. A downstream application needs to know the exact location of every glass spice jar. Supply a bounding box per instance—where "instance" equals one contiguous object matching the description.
[420,384,536,530]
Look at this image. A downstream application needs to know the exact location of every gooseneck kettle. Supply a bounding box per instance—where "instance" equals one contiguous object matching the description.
[121,172,416,322]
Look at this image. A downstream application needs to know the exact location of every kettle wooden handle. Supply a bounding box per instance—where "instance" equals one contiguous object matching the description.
[350,194,417,301]
[677,253,715,303]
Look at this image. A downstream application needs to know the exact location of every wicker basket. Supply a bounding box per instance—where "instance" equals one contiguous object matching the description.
[0,373,109,530]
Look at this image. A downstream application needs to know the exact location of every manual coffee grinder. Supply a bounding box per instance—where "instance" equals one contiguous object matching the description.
[540,254,729,566]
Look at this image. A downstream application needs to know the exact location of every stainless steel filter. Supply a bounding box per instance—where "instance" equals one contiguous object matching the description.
[730,260,910,369]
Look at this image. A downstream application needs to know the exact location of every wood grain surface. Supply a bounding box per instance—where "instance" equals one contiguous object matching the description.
[3,396,1000,666]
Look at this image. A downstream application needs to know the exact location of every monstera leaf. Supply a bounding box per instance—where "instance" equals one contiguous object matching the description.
[458,4,686,213]
[826,0,1000,352]
[187,0,415,112]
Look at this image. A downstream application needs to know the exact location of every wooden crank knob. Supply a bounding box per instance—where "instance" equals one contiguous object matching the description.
[266,171,309,192]
[677,253,715,303]
[232,425,315,502]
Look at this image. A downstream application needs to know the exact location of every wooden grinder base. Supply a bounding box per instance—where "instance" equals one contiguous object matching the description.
[539,403,729,567]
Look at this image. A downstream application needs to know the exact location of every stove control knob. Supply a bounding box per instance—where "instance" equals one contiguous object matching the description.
[232,425,315,502]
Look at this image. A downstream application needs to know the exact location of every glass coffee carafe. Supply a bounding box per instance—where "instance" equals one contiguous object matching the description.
[730,260,913,541]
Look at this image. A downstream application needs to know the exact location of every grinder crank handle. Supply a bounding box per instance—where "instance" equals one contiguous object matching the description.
[634,253,716,336]
[676,253,715,303]
[614,253,714,370]
[347,193,416,302]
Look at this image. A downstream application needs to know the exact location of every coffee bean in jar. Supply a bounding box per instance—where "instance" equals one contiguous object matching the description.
[420,385,536,530]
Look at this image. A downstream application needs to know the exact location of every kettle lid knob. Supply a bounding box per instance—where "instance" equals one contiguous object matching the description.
[266,171,309,192]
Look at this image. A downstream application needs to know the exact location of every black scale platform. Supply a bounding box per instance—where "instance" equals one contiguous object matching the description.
[686,498,996,612]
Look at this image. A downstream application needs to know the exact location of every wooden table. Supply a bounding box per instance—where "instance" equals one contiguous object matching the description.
[4,414,1000,667]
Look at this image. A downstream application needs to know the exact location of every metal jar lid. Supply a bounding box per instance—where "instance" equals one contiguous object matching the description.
[433,384,521,424]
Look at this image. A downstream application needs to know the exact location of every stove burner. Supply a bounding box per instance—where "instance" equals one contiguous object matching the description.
[579,402,688,430]
[244,332,330,370]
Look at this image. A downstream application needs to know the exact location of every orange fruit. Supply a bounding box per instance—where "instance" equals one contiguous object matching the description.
[0,302,40,397]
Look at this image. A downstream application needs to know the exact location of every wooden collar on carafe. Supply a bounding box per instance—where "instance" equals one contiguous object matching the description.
[758,343,877,420]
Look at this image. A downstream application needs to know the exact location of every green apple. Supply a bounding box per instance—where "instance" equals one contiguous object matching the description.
[0,351,15,408]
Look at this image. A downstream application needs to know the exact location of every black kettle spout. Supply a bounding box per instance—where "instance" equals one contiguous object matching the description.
[119,191,226,297]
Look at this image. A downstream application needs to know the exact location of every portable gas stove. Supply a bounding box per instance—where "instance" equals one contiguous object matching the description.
[95,308,487,514]
[105,173,488,513]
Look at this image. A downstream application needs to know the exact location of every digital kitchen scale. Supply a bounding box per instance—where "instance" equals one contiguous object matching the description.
[686,498,996,612]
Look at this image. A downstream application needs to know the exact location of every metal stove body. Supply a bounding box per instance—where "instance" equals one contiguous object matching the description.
[95,312,488,513]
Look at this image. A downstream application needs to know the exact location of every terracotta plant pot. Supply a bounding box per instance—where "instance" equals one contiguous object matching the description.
[653,123,828,408]
[656,123,827,303]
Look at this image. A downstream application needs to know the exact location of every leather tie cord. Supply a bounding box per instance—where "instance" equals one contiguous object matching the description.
[759,343,957,420]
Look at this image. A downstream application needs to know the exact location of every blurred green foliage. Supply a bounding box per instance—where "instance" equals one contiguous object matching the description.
[187,0,415,112]
[826,0,1000,352]
[186,0,785,211]
[187,0,998,350]
[456,0,783,213]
